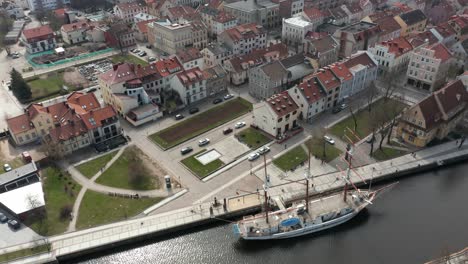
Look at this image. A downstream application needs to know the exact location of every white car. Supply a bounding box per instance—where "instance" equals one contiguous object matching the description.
[3,164,12,172]
[223,94,234,100]
[248,152,260,161]
[198,138,210,146]
[235,121,246,129]
[324,136,335,145]
[258,146,270,155]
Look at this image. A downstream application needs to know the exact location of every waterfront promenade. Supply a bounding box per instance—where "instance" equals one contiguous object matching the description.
[3,140,468,264]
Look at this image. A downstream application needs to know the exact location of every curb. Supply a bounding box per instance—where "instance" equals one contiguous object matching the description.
[143,189,188,215]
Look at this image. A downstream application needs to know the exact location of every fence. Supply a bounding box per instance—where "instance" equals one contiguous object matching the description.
[27,48,115,69]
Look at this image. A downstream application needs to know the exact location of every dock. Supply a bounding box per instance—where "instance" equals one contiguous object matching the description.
[2,140,468,264]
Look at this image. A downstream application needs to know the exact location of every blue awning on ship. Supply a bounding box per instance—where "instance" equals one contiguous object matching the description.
[280,218,300,227]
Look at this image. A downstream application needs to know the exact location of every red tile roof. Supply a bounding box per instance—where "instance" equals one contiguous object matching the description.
[297,77,325,104]
[167,6,196,19]
[66,92,101,115]
[315,69,340,91]
[6,114,34,134]
[376,16,401,36]
[343,52,377,69]
[154,57,183,77]
[99,63,139,85]
[54,8,67,17]
[136,19,158,34]
[430,43,452,62]
[61,20,97,33]
[266,91,299,117]
[116,2,146,11]
[214,11,236,23]
[49,119,88,142]
[303,8,326,20]
[379,37,413,58]
[22,25,54,42]
[227,43,288,73]
[221,23,265,42]
[81,105,118,130]
[176,67,206,87]
[330,63,353,81]
[176,47,202,63]
[407,30,439,47]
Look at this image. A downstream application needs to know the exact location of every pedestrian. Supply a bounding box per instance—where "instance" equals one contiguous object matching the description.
[459,137,465,149]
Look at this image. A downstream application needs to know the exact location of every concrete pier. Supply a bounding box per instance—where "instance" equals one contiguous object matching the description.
[3,141,468,264]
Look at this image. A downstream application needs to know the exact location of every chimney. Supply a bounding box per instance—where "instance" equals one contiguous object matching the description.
[113,64,119,71]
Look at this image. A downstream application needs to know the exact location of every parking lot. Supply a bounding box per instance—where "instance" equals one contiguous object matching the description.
[77,59,113,86]
[0,210,43,248]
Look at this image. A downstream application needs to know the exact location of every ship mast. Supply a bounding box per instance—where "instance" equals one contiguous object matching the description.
[305,145,311,212]
[343,144,352,202]
[263,154,269,224]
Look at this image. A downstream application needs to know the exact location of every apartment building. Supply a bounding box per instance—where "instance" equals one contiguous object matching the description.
[394,9,427,37]
[223,0,281,29]
[26,0,70,12]
[369,37,414,75]
[20,25,56,54]
[114,2,148,24]
[332,21,381,58]
[61,20,97,45]
[218,23,267,55]
[201,42,234,68]
[170,67,207,105]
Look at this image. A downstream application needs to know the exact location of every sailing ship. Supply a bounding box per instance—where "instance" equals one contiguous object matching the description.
[233,143,396,240]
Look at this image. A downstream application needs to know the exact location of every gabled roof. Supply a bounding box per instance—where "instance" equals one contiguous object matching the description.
[266,91,299,117]
[343,51,377,69]
[302,8,327,21]
[315,69,340,91]
[22,25,54,41]
[297,77,325,104]
[407,30,439,47]
[176,67,206,87]
[213,11,236,23]
[154,57,183,77]
[398,9,427,26]
[116,2,146,11]
[378,37,413,58]
[80,105,117,130]
[6,114,34,134]
[167,6,196,20]
[136,19,158,34]
[99,63,138,85]
[221,23,265,42]
[227,43,288,73]
[376,16,401,36]
[330,63,353,81]
[66,92,101,115]
[176,47,202,63]
[61,20,95,33]
[429,43,453,62]
[258,61,288,82]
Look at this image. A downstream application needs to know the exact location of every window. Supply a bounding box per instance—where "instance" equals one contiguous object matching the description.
[18,136,23,142]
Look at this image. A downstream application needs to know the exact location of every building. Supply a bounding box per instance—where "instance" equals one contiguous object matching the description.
[396,80,468,147]
[134,12,157,23]
[303,33,339,68]
[394,9,427,37]
[102,22,136,49]
[224,43,289,85]
[289,76,326,121]
[61,20,97,45]
[114,2,148,24]
[170,67,207,105]
[332,21,381,59]
[253,91,300,138]
[367,16,402,42]
[176,47,204,70]
[134,19,158,42]
[20,25,56,54]
[315,68,341,108]
[341,51,378,99]
[328,5,351,25]
[426,0,456,26]
[223,0,281,29]
[249,61,289,99]
[305,0,346,10]
[6,92,122,153]
[26,0,70,11]
[191,20,208,50]
[0,162,45,221]
[281,16,314,52]
[148,19,194,54]
[2,1,25,19]
[200,6,237,38]
[406,43,454,91]
[201,42,234,69]
[369,37,414,75]
[218,23,267,55]
[204,65,228,96]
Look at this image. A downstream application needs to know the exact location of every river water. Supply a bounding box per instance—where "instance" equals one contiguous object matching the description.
[72,163,468,264]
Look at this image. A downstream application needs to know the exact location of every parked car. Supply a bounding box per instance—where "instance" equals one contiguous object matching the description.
[132,49,140,54]
[339,103,348,110]
[248,152,260,161]
[138,51,147,57]
[198,138,210,146]
[146,44,152,49]
[332,107,341,114]
[3,164,12,172]
[223,94,234,100]
[235,121,246,129]
[212,98,222,104]
[223,127,233,135]
[21,151,32,163]
[0,213,7,223]
[8,219,20,230]
[148,56,156,62]
[258,146,271,155]
[175,114,184,120]
[189,108,199,114]
[324,136,335,145]
[180,147,193,155]
[12,54,20,59]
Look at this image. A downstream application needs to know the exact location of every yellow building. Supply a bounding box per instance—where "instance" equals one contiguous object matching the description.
[394,9,427,37]
[396,80,467,147]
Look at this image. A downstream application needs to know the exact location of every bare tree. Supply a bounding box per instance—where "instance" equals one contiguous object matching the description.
[366,81,379,113]
[39,138,64,161]
[128,157,146,188]
[59,204,72,220]
[380,70,400,102]
[349,106,358,132]
[308,128,327,163]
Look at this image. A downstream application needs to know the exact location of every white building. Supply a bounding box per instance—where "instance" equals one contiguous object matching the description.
[170,67,207,105]
[253,91,301,138]
[201,42,234,69]
[176,47,204,70]
[148,19,193,55]
[281,16,314,52]
[20,25,56,54]
[133,13,157,23]
[26,0,70,12]
[113,2,148,24]
[406,43,454,91]
[2,1,25,19]
[61,21,96,45]
[218,23,267,55]
[289,77,327,121]
[368,37,414,75]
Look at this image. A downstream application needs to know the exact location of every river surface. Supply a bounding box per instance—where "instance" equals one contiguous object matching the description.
[71,163,468,264]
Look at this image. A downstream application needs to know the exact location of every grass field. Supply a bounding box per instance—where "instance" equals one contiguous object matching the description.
[150,98,252,149]
[110,54,149,66]
[0,244,50,263]
[95,146,158,190]
[236,127,271,149]
[77,190,162,230]
[28,73,76,99]
[25,167,81,236]
[75,150,118,178]
[305,139,343,162]
[273,146,308,171]
[372,147,407,161]
[329,98,407,142]
[181,149,225,179]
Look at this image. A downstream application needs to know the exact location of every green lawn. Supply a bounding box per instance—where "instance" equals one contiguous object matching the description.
[306,139,343,162]
[236,127,271,149]
[110,54,149,66]
[75,150,118,178]
[372,147,407,161]
[181,149,225,179]
[25,167,81,236]
[77,190,162,230]
[329,98,407,143]
[27,73,76,99]
[150,98,252,149]
[0,156,25,170]
[273,146,308,172]
[95,146,159,190]
[0,244,50,263]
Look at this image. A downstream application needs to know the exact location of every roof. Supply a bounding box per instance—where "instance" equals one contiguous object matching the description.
[61,20,95,33]
[176,67,206,87]
[429,43,453,62]
[343,51,377,69]
[214,11,237,23]
[221,23,265,42]
[330,63,353,81]
[407,30,439,47]
[204,42,232,55]
[302,8,326,21]
[315,69,340,91]
[22,25,54,41]
[99,63,139,85]
[227,43,288,73]
[0,162,38,186]
[433,22,456,39]
[48,119,88,142]
[305,34,338,54]
[136,19,158,34]
[154,57,183,77]
[398,9,427,26]
[203,65,226,80]
[224,0,278,12]
[266,91,299,117]
[66,92,101,115]
[167,6,196,19]
[0,182,45,215]
[328,6,348,19]
[81,105,118,130]
[7,114,34,134]
[379,37,413,58]
[176,47,202,63]
[284,16,313,28]
[259,61,288,81]
[297,77,325,104]
[54,8,67,17]
[376,16,401,36]
[116,2,146,11]
[340,21,379,34]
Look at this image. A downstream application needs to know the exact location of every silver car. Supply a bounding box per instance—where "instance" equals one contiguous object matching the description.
[198,138,210,146]
[248,152,260,161]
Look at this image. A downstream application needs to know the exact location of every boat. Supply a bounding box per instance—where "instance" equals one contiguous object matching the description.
[233,141,396,240]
